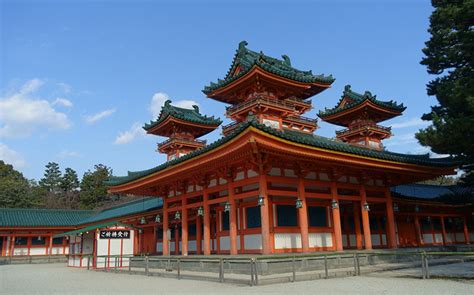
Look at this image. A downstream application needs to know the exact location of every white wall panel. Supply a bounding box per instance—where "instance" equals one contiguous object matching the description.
[244,234,262,250]
[371,235,381,246]
[308,233,333,248]
[274,233,302,249]
[435,233,443,243]
[423,234,434,244]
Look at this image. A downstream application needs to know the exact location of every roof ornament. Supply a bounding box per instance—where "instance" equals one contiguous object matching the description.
[238,40,248,53]
[281,54,291,66]
[164,100,172,107]
[363,91,373,99]
[344,85,351,92]
[192,105,200,112]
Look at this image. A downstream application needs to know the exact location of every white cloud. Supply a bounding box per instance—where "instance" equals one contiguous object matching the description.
[384,133,418,147]
[57,150,81,159]
[0,79,71,138]
[85,108,116,124]
[53,98,73,108]
[114,123,146,144]
[0,143,27,169]
[57,82,71,94]
[149,92,198,118]
[391,118,430,129]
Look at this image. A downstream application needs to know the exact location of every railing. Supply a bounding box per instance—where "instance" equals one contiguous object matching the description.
[221,121,241,136]
[157,137,207,149]
[285,97,312,108]
[336,124,392,136]
[226,97,296,115]
[285,115,318,126]
[87,250,474,286]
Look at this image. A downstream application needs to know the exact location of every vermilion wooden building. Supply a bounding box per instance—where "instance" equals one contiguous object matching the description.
[104,41,471,255]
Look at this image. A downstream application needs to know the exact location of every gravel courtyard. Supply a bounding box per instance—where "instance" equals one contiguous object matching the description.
[1,264,473,294]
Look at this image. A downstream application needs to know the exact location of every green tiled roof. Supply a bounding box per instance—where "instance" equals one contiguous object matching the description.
[78,197,162,225]
[54,221,140,238]
[203,41,335,94]
[106,118,458,187]
[143,100,221,132]
[0,208,93,227]
[318,85,406,118]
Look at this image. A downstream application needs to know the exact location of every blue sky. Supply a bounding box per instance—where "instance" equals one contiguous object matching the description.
[1,0,439,181]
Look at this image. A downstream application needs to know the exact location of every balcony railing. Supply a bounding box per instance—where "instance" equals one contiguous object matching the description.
[336,124,392,136]
[221,121,241,136]
[157,137,207,149]
[226,97,297,116]
[284,115,318,126]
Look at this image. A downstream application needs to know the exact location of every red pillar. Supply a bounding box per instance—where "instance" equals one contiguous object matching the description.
[360,186,372,250]
[353,202,363,249]
[174,226,180,254]
[414,216,422,246]
[203,190,211,255]
[196,214,202,254]
[48,235,53,256]
[228,180,238,255]
[259,174,271,254]
[162,199,169,255]
[385,188,398,248]
[298,177,310,252]
[440,216,447,245]
[331,182,343,251]
[182,205,188,256]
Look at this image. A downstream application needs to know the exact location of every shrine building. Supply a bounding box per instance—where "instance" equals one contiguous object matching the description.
[104,41,471,255]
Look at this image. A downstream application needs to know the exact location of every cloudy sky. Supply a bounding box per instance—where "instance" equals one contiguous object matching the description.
[1,0,439,180]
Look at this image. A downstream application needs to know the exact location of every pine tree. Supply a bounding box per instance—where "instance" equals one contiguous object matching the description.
[0,161,34,208]
[416,0,474,184]
[80,164,112,209]
[60,168,80,192]
[39,162,62,193]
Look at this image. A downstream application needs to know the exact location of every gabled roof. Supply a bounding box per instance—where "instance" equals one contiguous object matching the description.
[203,41,335,95]
[106,118,458,187]
[78,197,162,225]
[391,183,455,200]
[0,208,93,227]
[143,100,221,133]
[318,85,406,121]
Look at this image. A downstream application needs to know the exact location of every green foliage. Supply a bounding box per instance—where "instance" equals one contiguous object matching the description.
[0,161,34,208]
[39,162,62,193]
[417,0,474,184]
[80,164,112,209]
[60,168,80,192]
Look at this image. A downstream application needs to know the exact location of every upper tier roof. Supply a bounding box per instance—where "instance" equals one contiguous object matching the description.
[143,100,221,136]
[106,118,458,187]
[318,85,406,125]
[202,41,335,99]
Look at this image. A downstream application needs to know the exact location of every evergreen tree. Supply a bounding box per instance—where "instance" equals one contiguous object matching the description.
[80,164,112,209]
[416,0,474,184]
[39,162,62,193]
[0,161,33,208]
[60,168,80,192]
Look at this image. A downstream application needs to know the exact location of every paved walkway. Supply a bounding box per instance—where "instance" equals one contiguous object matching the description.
[1,264,473,294]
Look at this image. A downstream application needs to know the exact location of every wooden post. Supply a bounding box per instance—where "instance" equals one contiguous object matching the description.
[259,174,271,254]
[353,202,363,249]
[385,188,398,248]
[182,198,188,256]
[228,180,238,255]
[331,182,343,251]
[48,235,53,257]
[297,177,310,252]
[162,198,169,256]
[360,185,372,250]
[440,216,447,245]
[414,215,423,246]
[196,214,202,254]
[463,217,470,244]
[203,190,211,256]
[174,227,179,254]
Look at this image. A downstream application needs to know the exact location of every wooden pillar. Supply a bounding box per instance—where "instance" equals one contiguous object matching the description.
[174,226,180,254]
[182,204,188,256]
[48,235,53,256]
[196,214,202,254]
[329,182,343,251]
[440,216,447,245]
[298,177,310,252]
[463,217,470,244]
[203,190,211,255]
[360,185,372,250]
[353,202,363,249]
[259,174,271,254]
[162,199,169,256]
[385,188,397,248]
[228,180,238,255]
[413,215,422,246]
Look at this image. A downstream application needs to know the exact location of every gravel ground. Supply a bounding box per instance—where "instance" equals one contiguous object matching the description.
[1,264,473,295]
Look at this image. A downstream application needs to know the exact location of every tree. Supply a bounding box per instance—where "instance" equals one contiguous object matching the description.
[416,0,474,185]
[80,164,112,209]
[0,161,34,208]
[60,168,80,192]
[39,162,62,193]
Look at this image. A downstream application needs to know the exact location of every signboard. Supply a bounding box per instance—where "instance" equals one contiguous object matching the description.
[99,230,131,239]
